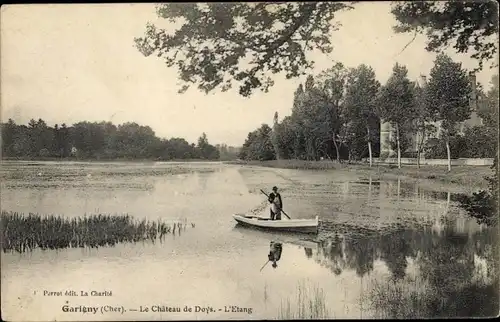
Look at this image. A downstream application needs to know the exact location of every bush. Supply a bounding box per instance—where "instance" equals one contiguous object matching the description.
[458,152,499,226]
[402,151,419,158]
[462,126,497,158]
[424,136,464,159]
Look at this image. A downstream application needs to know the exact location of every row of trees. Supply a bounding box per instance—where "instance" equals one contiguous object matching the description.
[240,62,382,163]
[239,54,498,172]
[0,119,223,161]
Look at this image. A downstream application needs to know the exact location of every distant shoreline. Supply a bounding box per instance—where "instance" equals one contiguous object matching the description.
[1,157,229,163]
[224,159,493,192]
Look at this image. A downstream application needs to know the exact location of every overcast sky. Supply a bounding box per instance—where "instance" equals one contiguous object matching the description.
[1,3,497,146]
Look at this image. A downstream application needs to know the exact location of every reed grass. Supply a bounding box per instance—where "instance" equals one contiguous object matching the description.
[365,275,429,319]
[278,279,331,319]
[365,275,500,318]
[1,210,190,253]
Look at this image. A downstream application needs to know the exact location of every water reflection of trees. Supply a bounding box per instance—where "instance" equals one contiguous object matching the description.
[313,229,415,280]
[307,222,498,317]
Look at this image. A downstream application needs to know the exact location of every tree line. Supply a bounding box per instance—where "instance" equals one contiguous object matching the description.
[0,119,230,161]
[239,54,498,171]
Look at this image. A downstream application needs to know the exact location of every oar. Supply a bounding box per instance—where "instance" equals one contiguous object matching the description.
[260,260,270,272]
[260,189,291,219]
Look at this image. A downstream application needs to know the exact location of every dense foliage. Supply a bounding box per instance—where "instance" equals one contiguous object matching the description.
[239,66,382,162]
[455,75,499,226]
[392,1,498,71]
[0,119,224,161]
[135,3,354,96]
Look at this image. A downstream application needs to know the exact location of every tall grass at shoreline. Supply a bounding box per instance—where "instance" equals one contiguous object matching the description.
[1,211,190,253]
[278,280,331,319]
[365,274,499,318]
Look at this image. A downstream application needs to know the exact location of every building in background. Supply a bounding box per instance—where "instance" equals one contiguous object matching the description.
[379,72,483,159]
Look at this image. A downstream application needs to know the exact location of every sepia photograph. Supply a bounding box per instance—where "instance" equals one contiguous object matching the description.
[1,1,499,320]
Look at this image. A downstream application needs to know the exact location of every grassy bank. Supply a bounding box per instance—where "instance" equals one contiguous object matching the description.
[226,160,493,190]
[1,211,191,253]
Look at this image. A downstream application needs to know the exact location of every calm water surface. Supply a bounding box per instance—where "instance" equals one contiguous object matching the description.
[1,161,498,320]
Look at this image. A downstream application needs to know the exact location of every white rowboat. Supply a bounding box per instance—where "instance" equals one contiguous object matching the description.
[232,214,319,234]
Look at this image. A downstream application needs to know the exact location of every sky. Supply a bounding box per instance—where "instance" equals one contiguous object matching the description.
[1,2,498,147]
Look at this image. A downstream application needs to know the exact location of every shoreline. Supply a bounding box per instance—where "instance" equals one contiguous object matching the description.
[225,160,493,192]
[1,157,224,163]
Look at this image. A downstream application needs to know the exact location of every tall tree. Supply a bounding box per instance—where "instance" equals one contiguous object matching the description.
[343,65,380,167]
[377,63,416,168]
[271,111,280,160]
[425,54,471,171]
[59,123,71,158]
[412,82,436,168]
[315,62,349,162]
[239,124,275,161]
[196,132,219,160]
[293,75,332,160]
[478,74,499,129]
[273,116,296,159]
[1,119,17,156]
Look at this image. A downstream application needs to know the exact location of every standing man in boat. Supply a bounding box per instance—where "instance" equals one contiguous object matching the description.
[268,186,283,220]
[268,241,283,269]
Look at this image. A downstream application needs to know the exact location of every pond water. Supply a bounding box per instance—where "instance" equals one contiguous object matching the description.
[1,161,498,320]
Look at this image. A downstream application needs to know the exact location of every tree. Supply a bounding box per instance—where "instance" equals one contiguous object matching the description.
[52,124,62,157]
[71,122,106,158]
[425,54,471,171]
[480,74,499,158]
[315,62,349,162]
[412,81,436,168]
[273,116,296,159]
[239,124,275,161]
[134,3,354,96]
[391,1,499,71]
[271,111,280,160]
[343,65,380,167]
[196,132,219,160]
[289,84,307,159]
[1,119,17,156]
[478,74,499,129]
[377,63,416,168]
[293,75,334,161]
[463,126,496,158]
[281,75,338,161]
[337,120,359,163]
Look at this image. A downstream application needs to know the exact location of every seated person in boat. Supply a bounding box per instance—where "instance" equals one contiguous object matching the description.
[268,186,283,220]
[268,241,283,269]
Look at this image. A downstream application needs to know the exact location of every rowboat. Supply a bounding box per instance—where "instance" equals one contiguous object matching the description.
[232,214,319,234]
